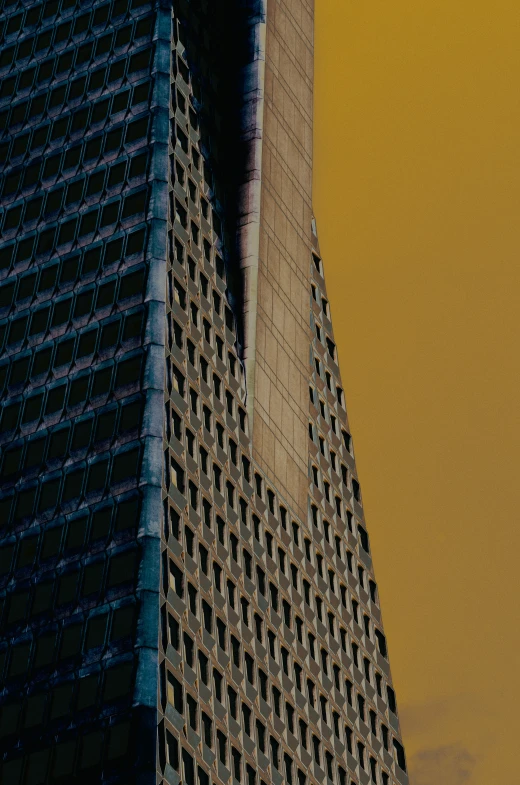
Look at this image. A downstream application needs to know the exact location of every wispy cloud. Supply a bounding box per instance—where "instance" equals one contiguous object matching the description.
[410,744,476,785]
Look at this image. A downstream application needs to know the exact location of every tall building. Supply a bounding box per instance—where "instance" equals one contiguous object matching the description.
[0,1,408,785]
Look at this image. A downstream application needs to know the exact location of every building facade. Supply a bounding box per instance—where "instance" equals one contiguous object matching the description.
[0,2,408,785]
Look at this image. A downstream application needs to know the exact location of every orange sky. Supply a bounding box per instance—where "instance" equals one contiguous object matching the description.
[313,1,520,783]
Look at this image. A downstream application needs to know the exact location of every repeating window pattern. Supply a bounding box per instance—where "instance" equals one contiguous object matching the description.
[0,1,409,785]
[0,0,156,782]
[160,9,408,785]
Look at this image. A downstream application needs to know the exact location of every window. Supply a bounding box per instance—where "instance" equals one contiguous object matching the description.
[245,652,255,684]
[272,686,281,717]
[256,566,266,596]
[231,636,241,667]
[267,630,276,660]
[320,694,328,723]
[184,633,194,668]
[256,719,266,753]
[309,633,316,660]
[202,601,213,633]
[299,719,308,749]
[216,618,227,651]
[167,673,183,713]
[199,651,209,685]
[307,679,315,707]
[202,712,212,747]
[243,549,253,579]
[168,614,180,649]
[255,613,263,642]
[312,735,321,765]
[375,629,388,658]
[187,583,198,616]
[242,455,251,483]
[267,489,275,514]
[232,747,242,782]
[227,579,236,609]
[228,686,238,719]
[259,670,268,701]
[187,693,198,730]
[345,726,353,754]
[284,753,293,785]
[242,703,252,736]
[166,730,179,770]
[381,724,389,751]
[269,583,279,612]
[387,685,397,714]
[394,739,407,772]
[217,730,227,765]
[294,663,303,691]
[270,737,279,771]
[325,751,334,781]
[213,668,223,701]
[240,597,250,626]
[321,648,329,675]
[357,742,365,770]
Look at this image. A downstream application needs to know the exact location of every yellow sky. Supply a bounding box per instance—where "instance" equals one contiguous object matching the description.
[313,1,520,783]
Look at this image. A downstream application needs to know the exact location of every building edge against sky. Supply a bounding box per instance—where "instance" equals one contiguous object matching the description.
[0,1,408,785]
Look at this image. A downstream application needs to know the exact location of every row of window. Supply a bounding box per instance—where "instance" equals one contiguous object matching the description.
[0,716,132,783]
[0,0,150,34]
[166,502,395,724]
[166,638,403,784]
[0,350,143,441]
[2,110,149,194]
[161,30,406,785]
[0,395,142,488]
[0,307,143,397]
[0,601,135,685]
[1,659,134,736]
[0,442,141,533]
[0,10,152,75]
[1,156,147,244]
[0,259,145,356]
[1,220,143,287]
[0,192,146,286]
[2,543,139,633]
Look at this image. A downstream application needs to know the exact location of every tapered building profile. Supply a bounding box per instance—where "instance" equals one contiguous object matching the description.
[0,1,408,785]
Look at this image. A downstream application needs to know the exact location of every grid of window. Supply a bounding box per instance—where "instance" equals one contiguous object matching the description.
[0,0,156,781]
[160,8,407,785]
[0,1,409,784]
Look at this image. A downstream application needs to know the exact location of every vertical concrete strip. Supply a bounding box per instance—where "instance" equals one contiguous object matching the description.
[237,0,267,432]
[252,0,315,519]
[133,3,170,781]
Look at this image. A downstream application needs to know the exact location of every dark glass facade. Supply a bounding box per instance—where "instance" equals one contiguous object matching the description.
[0,2,409,785]
[0,0,159,782]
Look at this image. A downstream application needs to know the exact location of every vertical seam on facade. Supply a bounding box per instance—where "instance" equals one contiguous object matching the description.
[133,0,170,724]
[237,0,267,434]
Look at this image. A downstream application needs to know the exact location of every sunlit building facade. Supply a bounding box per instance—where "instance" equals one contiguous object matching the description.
[0,1,408,784]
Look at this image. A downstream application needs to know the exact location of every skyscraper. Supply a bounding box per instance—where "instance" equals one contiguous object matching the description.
[0,1,409,784]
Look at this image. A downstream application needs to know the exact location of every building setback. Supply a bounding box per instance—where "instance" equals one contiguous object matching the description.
[0,1,409,785]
